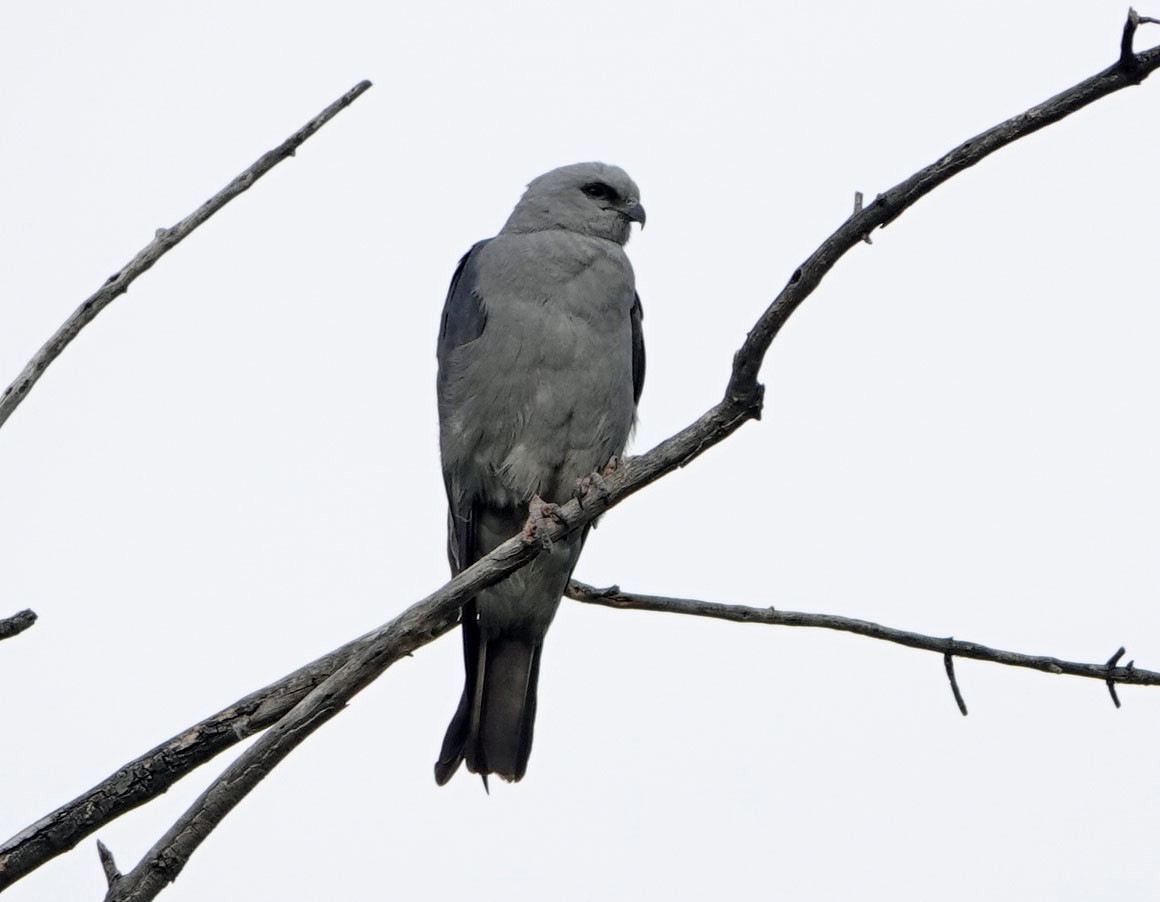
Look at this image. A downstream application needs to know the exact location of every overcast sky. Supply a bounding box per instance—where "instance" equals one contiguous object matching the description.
[4,2,1160,899]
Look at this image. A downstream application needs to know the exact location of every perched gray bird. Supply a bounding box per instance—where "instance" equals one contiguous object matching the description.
[434,162,646,786]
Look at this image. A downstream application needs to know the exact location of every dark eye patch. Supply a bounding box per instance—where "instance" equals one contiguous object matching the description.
[581,181,618,202]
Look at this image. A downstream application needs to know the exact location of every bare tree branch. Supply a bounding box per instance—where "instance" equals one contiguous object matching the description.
[96,20,1160,901]
[0,626,402,890]
[566,581,1160,694]
[101,549,521,902]
[725,20,1160,406]
[4,14,1160,899]
[0,79,373,433]
[0,609,36,641]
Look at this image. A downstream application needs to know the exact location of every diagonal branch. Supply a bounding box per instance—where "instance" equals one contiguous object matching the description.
[725,21,1160,405]
[0,624,409,890]
[0,79,372,433]
[102,538,536,902]
[5,13,1160,899]
[97,20,1160,901]
[566,581,1160,692]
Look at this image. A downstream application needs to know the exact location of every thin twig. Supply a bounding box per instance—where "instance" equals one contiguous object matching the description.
[944,650,969,716]
[567,581,1160,690]
[96,841,122,889]
[853,191,872,244]
[0,80,373,433]
[1106,646,1127,708]
[0,609,37,641]
[1122,8,1160,69]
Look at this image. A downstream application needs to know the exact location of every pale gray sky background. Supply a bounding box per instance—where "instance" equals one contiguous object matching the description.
[4,2,1160,899]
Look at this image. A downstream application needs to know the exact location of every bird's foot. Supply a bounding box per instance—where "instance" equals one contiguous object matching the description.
[573,456,621,510]
[574,471,611,510]
[524,493,565,551]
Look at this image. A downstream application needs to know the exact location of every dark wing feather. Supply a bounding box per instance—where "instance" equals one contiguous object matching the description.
[431,237,494,779]
[630,292,645,406]
[437,240,491,383]
[437,239,491,573]
[434,241,492,785]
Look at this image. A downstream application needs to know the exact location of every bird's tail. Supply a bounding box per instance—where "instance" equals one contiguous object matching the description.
[435,635,543,786]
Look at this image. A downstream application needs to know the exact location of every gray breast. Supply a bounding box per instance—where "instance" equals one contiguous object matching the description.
[443,231,637,506]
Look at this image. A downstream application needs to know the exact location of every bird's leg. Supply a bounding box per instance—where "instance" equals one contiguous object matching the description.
[524,493,566,551]
[573,455,621,510]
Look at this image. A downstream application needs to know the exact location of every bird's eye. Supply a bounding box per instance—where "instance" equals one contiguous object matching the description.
[581,182,618,202]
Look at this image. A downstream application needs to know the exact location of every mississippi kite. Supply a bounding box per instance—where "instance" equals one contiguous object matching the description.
[434,162,646,786]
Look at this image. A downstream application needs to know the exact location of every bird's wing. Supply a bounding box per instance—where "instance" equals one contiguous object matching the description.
[435,240,495,786]
[630,291,645,407]
[437,239,491,574]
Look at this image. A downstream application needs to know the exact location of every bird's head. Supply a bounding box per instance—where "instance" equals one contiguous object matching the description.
[503,162,645,245]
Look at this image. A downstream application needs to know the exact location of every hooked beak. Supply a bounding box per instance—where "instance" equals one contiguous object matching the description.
[622,199,646,228]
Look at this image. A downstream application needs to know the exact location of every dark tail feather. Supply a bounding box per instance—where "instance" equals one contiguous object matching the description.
[476,637,541,781]
[435,600,485,786]
[434,687,472,786]
[434,636,543,785]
